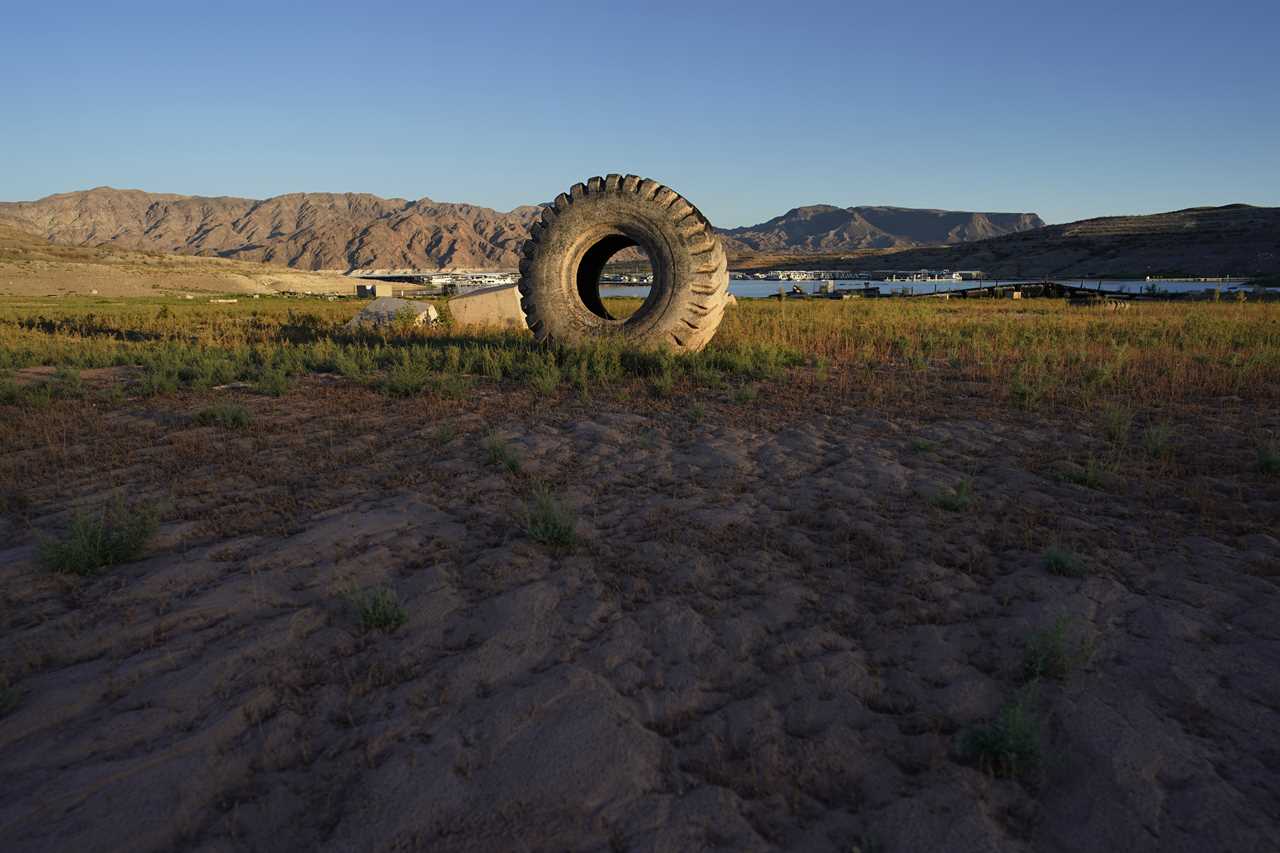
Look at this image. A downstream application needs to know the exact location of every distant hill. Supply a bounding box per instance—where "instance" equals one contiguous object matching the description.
[0,188,544,272]
[0,222,357,297]
[719,205,1043,253]
[799,204,1280,278]
[0,188,1042,272]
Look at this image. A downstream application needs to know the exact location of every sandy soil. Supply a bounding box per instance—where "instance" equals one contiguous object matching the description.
[1,376,1277,851]
[0,262,358,298]
[0,224,357,297]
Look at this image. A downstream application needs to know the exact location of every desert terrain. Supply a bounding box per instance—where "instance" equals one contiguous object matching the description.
[1,294,1278,852]
[0,224,357,298]
[7,1,1276,849]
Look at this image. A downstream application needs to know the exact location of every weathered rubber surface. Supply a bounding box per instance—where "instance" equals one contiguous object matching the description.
[517,175,729,352]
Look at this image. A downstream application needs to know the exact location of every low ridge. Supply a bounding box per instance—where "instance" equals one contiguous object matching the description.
[819,204,1280,278]
[719,205,1043,253]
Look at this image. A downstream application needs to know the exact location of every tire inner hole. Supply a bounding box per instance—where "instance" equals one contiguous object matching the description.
[576,234,654,321]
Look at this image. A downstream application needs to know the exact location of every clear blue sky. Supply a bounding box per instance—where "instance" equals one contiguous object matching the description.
[2,0,1276,226]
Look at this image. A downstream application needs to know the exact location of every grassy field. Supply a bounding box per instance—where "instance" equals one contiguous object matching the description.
[1,294,1276,412]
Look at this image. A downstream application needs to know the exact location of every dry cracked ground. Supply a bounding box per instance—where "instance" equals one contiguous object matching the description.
[1,373,1278,852]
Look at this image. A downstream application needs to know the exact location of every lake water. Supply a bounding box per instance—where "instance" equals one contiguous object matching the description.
[600,279,1254,299]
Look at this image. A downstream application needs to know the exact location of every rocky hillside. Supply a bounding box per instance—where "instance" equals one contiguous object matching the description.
[0,188,1042,272]
[719,205,1043,253]
[0,188,543,272]
[832,204,1280,278]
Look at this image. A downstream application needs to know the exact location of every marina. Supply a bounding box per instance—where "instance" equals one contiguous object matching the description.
[345,269,1265,302]
[601,277,1264,300]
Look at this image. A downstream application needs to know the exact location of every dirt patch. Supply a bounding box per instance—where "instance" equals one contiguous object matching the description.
[11,365,139,388]
[1,375,1277,852]
[0,223,358,297]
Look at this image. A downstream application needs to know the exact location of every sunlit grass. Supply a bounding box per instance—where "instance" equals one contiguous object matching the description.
[0,295,1276,411]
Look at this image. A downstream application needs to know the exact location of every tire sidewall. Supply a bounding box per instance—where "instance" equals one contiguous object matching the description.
[521,190,720,348]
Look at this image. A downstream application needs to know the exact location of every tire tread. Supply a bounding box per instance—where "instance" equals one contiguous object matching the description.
[518,175,729,352]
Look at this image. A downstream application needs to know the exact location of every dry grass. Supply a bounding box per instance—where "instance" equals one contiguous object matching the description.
[0,296,1275,415]
[4,294,1272,552]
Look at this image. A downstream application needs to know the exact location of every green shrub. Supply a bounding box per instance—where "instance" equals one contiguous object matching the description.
[195,403,252,430]
[483,432,521,474]
[931,479,973,512]
[381,357,431,396]
[430,372,471,399]
[53,366,83,397]
[1100,403,1134,444]
[1010,374,1046,411]
[332,348,374,381]
[524,484,577,550]
[527,362,561,396]
[1022,616,1092,681]
[39,504,158,576]
[686,361,723,390]
[1043,546,1086,578]
[347,587,407,633]
[255,367,289,397]
[648,371,675,398]
[138,367,179,397]
[962,692,1041,780]
[1258,441,1280,475]
[1059,456,1109,490]
[0,682,19,717]
[571,362,594,399]
[1141,421,1175,459]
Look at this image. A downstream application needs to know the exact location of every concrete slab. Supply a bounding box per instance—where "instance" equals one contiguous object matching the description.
[448,283,528,331]
[345,297,440,329]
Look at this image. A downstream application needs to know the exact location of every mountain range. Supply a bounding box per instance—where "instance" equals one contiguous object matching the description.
[814,204,1279,278]
[720,205,1042,252]
[0,188,1043,272]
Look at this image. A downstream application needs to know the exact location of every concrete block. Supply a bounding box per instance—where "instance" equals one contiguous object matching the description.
[346,297,439,330]
[448,283,528,331]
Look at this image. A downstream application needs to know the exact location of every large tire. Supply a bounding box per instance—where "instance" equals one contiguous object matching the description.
[517,175,729,352]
